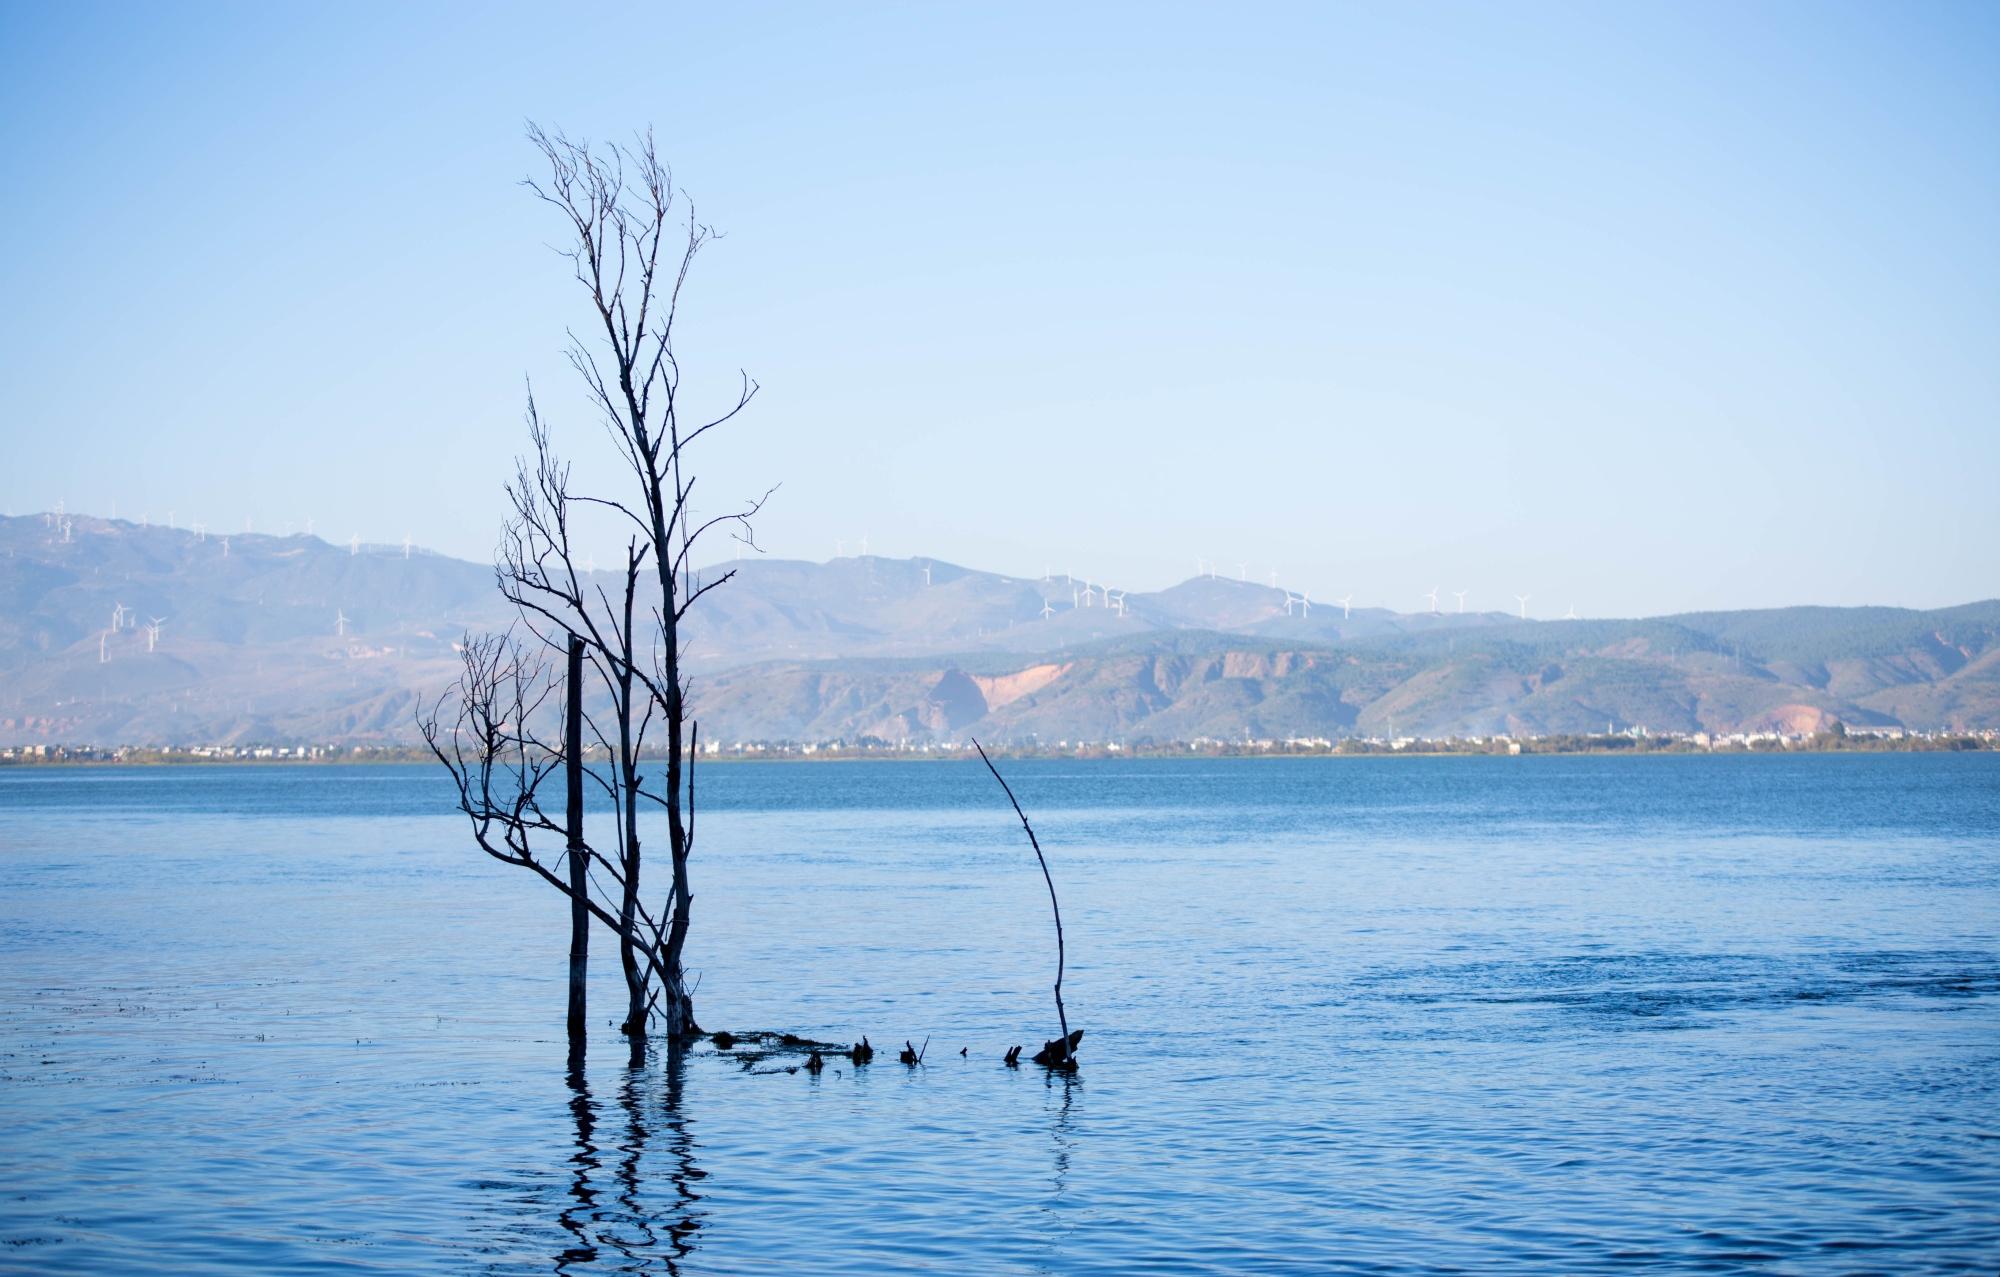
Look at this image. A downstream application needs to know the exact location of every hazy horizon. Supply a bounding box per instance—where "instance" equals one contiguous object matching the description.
[3,2,1994,616]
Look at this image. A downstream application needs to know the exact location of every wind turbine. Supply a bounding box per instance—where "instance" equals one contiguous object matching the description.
[1424,586,1440,615]
[1040,600,1055,620]
[1237,561,1248,581]
[221,536,230,558]
[1284,590,1312,618]
[1337,593,1353,619]
[193,521,205,542]
[859,534,869,557]
[1565,603,1578,620]
[921,563,932,586]
[336,609,349,637]
[111,603,127,632]
[349,533,359,556]
[403,534,412,559]
[99,631,109,663]
[1453,589,1467,613]
[1514,594,1531,620]
[1269,569,1279,589]
[1105,588,1127,617]
[146,617,164,652]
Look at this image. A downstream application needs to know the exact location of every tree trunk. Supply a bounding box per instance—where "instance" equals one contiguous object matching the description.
[565,636,588,1047]
[620,752,647,1066]
[650,505,697,1040]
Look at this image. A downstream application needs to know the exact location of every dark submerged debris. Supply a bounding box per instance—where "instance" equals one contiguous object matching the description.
[899,1037,929,1066]
[850,1036,875,1065]
[701,1030,846,1073]
[1032,1029,1084,1070]
[1004,1045,1022,1067]
[805,1050,824,1074]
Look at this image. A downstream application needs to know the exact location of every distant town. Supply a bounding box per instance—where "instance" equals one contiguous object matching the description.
[6,723,1993,766]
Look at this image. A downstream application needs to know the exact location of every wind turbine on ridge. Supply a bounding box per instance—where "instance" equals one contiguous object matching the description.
[1337,593,1353,619]
[1453,589,1468,613]
[1514,594,1532,620]
[1424,586,1440,615]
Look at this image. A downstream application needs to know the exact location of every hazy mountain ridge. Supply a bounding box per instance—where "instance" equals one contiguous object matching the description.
[2,514,1995,745]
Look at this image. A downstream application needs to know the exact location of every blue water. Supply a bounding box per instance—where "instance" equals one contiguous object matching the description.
[2,755,1997,1273]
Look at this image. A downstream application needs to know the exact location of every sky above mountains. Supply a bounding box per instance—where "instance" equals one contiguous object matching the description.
[2,1,1994,618]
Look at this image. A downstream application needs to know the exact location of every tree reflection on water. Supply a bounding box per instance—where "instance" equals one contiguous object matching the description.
[553,1044,705,1274]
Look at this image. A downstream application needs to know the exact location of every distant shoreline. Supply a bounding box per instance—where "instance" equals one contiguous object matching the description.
[3,733,1991,768]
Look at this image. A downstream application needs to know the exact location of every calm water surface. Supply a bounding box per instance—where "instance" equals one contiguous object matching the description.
[2,755,1997,1273]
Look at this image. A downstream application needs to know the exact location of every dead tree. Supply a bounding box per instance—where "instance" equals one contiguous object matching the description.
[422,630,657,1034]
[421,124,767,1054]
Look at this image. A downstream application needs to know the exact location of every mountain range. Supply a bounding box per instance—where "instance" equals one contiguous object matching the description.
[3,513,1996,746]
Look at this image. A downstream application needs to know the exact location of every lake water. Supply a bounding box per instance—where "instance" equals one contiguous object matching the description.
[2,755,1997,1274]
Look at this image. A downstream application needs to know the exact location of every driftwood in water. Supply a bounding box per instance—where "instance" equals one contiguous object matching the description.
[973,739,1079,1068]
[899,1037,929,1066]
[850,1036,875,1065]
[1032,1029,1083,1069]
[701,1029,845,1074]
[1004,1045,1022,1067]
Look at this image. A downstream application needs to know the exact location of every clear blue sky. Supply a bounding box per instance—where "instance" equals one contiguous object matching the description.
[2,1,1994,616]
